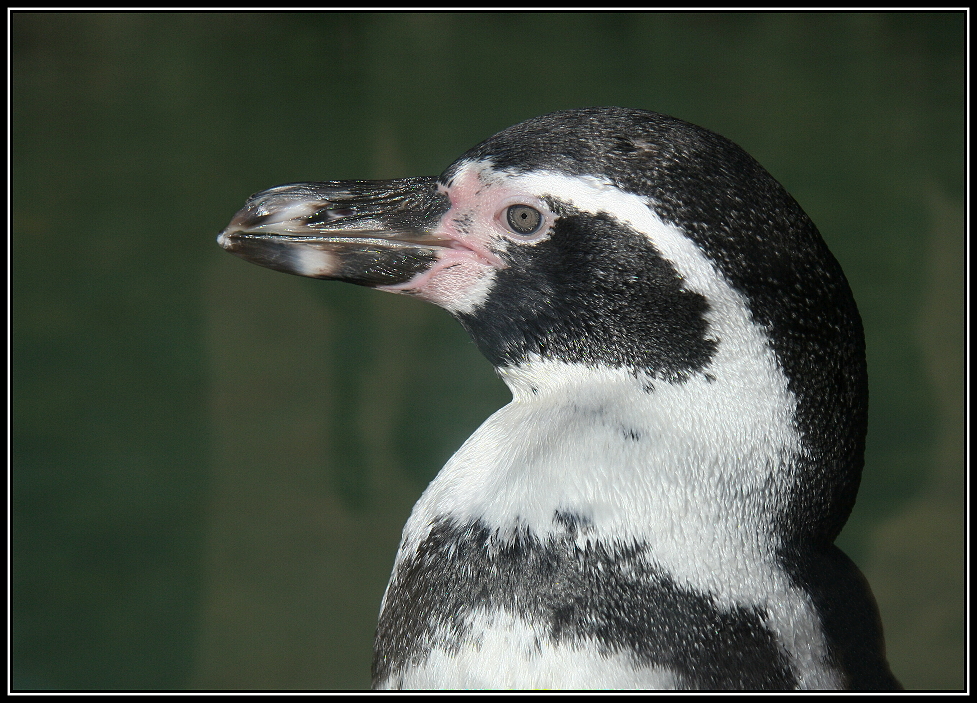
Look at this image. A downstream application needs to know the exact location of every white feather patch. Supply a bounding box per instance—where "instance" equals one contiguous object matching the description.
[379,609,680,690]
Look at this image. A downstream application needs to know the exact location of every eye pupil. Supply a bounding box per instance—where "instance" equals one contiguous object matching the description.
[506,204,543,235]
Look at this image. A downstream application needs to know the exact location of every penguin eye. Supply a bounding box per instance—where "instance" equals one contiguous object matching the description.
[505,204,543,236]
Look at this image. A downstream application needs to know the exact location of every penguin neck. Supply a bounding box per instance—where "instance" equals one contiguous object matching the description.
[400,354,804,600]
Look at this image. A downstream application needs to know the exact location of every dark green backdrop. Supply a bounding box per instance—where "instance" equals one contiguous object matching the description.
[12,11,965,691]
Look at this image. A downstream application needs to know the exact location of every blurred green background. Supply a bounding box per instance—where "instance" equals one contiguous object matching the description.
[12,11,964,691]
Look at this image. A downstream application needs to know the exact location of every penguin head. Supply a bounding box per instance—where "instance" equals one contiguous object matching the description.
[218,107,867,544]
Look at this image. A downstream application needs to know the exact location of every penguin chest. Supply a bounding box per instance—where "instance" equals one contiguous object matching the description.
[371,366,840,690]
[371,512,814,690]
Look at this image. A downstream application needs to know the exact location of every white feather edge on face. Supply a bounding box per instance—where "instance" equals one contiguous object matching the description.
[385,164,841,688]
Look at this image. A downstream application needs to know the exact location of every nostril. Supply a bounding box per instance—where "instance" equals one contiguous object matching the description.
[308,207,355,225]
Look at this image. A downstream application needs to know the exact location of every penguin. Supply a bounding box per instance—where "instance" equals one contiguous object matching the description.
[218,107,901,691]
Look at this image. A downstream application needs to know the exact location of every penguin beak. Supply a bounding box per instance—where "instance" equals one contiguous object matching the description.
[217,177,452,287]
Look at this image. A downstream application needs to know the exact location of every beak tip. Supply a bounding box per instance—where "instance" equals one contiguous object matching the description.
[217,229,239,252]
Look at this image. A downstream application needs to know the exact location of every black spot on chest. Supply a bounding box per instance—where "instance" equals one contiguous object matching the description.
[373,516,796,690]
[620,427,642,441]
